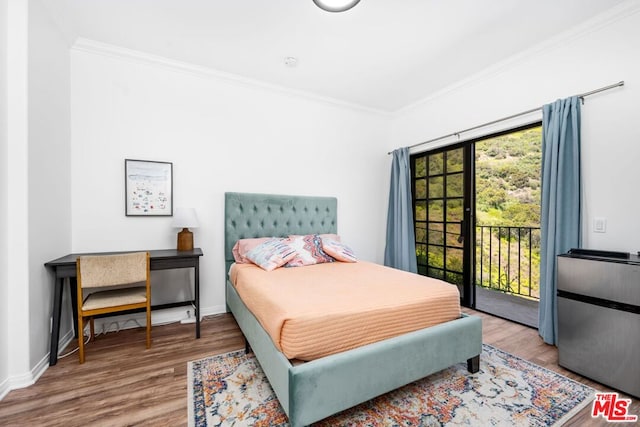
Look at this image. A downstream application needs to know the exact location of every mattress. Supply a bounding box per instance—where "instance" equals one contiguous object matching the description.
[229,261,461,361]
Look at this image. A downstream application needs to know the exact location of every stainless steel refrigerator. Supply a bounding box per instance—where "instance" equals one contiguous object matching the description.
[557,249,640,398]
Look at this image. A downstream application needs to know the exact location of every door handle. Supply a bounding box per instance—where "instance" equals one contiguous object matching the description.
[458,207,471,244]
[457,220,464,243]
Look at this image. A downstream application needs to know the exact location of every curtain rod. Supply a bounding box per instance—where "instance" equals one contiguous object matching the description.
[388,80,624,155]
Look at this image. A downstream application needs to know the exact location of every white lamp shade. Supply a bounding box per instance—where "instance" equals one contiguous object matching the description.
[172,208,199,228]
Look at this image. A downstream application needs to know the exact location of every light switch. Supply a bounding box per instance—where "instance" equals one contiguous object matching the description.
[593,217,606,233]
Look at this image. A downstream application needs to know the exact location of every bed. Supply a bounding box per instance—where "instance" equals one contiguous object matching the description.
[224,192,482,427]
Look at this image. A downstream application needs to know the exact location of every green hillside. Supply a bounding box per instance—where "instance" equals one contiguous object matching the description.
[476,126,541,227]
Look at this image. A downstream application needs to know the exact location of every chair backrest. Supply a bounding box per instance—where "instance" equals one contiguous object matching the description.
[78,252,149,288]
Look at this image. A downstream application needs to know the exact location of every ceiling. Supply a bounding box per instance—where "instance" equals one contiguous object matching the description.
[42,0,627,113]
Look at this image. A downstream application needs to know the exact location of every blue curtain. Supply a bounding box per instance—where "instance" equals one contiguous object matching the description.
[538,96,581,345]
[384,147,417,273]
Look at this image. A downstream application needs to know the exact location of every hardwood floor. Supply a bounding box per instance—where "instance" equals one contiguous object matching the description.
[0,310,636,426]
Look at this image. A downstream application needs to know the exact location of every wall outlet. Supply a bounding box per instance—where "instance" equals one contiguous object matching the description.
[593,217,607,233]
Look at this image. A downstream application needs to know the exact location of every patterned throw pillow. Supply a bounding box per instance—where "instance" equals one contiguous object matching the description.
[245,238,296,271]
[322,239,357,263]
[232,237,272,263]
[285,234,334,267]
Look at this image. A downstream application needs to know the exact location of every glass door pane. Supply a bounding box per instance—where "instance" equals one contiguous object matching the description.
[412,145,471,304]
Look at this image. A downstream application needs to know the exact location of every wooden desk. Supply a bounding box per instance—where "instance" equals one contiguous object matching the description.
[45,248,203,366]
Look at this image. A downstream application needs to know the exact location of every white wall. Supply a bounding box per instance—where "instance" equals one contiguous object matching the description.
[70,44,390,323]
[0,0,10,399]
[3,0,30,394]
[0,0,71,399]
[391,3,640,253]
[27,0,71,369]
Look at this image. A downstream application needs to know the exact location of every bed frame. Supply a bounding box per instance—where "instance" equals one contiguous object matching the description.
[224,192,482,427]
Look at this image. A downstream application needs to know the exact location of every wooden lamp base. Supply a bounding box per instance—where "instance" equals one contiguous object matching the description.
[177,228,194,251]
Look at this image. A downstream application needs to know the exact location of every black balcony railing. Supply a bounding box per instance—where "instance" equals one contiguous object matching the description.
[476,225,540,300]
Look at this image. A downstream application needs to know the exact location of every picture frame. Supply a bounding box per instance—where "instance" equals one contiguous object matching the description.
[125,159,173,216]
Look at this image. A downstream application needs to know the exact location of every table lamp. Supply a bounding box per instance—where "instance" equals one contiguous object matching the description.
[172,208,199,251]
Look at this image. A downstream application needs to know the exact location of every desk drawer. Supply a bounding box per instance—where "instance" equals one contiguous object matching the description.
[151,257,198,270]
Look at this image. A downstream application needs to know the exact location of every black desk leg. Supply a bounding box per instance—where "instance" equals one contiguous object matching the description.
[195,259,200,338]
[49,278,64,366]
[69,278,78,338]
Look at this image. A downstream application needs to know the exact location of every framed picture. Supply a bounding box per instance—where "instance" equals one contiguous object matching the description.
[125,159,173,216]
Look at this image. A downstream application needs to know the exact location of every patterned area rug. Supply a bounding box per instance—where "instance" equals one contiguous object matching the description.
[188,344,595,426]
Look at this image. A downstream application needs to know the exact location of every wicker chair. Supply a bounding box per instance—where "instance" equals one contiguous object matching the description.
[76,252,151,363]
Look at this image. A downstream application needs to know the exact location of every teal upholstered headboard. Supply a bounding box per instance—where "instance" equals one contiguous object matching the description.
[224,192,338,273]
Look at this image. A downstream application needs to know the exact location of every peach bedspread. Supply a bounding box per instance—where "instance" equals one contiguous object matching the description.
[229,261,461,361]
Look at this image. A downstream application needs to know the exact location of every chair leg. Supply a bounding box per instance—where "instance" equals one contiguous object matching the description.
[146,307,151,349]
[90,317,95,341]
[78,316,85,364]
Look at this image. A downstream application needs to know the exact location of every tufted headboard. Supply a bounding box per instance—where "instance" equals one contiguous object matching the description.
[224,192,338,274]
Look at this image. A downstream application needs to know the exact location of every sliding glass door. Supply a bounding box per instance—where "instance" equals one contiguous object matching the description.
[411,124,542,322]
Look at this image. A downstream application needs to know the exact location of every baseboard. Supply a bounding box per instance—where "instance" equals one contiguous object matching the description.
[0,349,52,402]
[28,352,51,387]
[0,376,9,401]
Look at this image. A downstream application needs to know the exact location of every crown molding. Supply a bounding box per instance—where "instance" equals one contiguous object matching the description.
[71,38,391,117]
[395,0,640,116]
